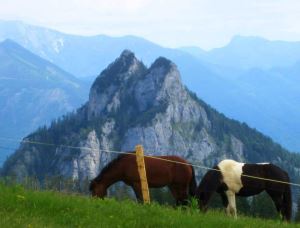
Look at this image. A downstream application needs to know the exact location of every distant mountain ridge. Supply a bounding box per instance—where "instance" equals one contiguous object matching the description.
[0,39,82,85]
[0,39,88,164]
[0,20,209,78]
[182,35,300,70]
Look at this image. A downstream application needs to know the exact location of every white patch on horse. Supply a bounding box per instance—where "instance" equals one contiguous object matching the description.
[218,159,245,193]
[256,162,270,165]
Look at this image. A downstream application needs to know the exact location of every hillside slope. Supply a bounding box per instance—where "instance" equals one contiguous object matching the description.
[181,37,300,152]
[1,183,295,227]
[0,39,88,164]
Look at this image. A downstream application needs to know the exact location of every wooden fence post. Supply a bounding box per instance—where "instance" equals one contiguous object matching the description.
[135,144,150,204]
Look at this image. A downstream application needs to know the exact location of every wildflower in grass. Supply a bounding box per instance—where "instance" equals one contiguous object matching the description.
[17,195,25,200]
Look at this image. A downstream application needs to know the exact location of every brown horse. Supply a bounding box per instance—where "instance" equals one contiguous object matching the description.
[89,153,197,205]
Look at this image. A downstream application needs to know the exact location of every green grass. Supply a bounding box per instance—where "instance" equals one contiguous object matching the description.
[0,183,299,228]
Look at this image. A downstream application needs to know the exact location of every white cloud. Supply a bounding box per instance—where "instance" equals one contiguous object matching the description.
[0,0,300,49]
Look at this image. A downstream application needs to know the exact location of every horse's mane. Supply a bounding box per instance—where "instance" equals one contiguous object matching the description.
[93,151,135,182]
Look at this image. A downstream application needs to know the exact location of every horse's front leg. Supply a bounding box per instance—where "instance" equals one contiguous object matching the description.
[132,182,143,203]
[219,191,229,213]
[225,190,237,219]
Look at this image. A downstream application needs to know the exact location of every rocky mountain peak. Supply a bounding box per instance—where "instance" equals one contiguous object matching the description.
[134,56,184,112]
[88,50,146,119]
[120,49,135,58]
[150,56,173,70]
[147,56,180,87]
[111,49,137,73]
[102,49,141,78]
[88,50,185,119]
[90,50,145,91]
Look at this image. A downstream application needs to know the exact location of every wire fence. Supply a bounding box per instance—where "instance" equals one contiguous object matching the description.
[0,136,300,188]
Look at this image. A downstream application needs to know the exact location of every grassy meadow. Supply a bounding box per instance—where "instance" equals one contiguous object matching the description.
[0,183,299,228]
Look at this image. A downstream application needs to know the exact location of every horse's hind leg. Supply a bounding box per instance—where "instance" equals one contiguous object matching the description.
[266,190,283,219]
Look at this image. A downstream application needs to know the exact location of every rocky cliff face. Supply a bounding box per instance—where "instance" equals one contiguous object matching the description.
[2,51,300,187]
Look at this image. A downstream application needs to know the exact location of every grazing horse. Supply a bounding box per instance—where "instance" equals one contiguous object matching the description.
[196,159,292,221]
[90,153,197,205]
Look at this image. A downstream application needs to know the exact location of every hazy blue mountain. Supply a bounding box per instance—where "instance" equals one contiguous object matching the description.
[1,20,300,153]
[0,20,241,131]
[180,36,300,152]
[183,35,300,70]
[0,20,239,83]
[0,20,212,78]
[215,66,300,152]
[0,39,88,164]
[178,46,207,60]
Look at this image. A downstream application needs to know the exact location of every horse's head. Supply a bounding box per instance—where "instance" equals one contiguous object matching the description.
[89,179,107,198]
[196,167,222,212]
[196,190,210,212]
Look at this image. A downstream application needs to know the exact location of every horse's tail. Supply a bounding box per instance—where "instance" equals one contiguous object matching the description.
[283,182,292,222]
[189,166,197,197]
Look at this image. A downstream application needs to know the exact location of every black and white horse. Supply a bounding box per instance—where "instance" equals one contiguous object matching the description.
[196,159,292,221]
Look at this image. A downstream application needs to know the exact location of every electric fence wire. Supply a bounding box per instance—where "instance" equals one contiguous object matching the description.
[0,136,300,187]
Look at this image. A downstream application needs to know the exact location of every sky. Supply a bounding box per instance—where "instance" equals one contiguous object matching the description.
[1,0,300,50]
